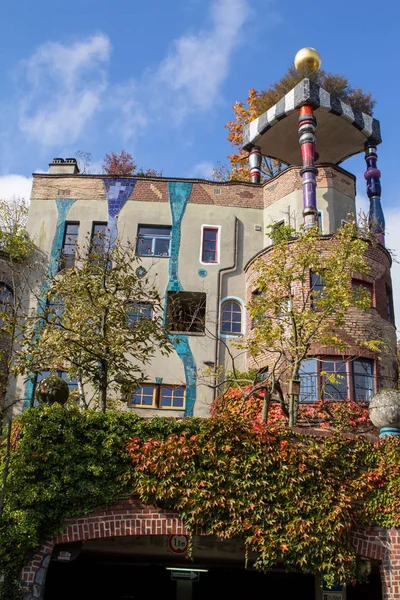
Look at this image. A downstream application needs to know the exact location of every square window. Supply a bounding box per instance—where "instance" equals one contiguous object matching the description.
[167,292,206,334]
[136,225,171,257]
[160,386,185,409]
[130,385,156,407]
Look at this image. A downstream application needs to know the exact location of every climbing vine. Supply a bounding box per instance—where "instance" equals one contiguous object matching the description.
[0,405,399,595]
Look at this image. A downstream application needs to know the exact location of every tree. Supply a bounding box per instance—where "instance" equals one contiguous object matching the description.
[0,198,41,521]
[103,150,136,175]
[212,222,381,427]
[0,198,38,417]
[15,234,173,412]
[214,65,376,183]
[102,150,162,177]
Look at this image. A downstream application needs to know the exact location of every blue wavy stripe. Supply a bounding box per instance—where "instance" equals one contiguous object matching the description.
[23,198,77,409]
[166,182,196,417]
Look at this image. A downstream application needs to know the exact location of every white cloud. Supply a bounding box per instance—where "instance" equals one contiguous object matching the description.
[18,34,111,146]
[189,161,214,179]
[0,175,32,202]
[158,0,249,113]
[114,0,250,139]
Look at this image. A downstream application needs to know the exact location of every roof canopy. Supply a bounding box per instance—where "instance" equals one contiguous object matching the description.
[242,79,381,165]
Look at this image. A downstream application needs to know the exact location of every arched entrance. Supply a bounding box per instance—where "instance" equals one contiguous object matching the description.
[21,496,398,600]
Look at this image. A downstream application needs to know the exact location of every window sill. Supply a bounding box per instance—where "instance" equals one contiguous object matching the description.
[136,254,170,259]
[169,331,206,337]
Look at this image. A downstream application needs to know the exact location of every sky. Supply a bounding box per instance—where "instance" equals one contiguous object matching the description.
[0,0,399,321]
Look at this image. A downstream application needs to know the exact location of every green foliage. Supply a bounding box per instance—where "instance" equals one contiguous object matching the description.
[0,198,34,262]
[256,65,375,116]
[1,407,400,594]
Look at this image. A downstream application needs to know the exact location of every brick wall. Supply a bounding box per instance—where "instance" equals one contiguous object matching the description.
[262,164,355,208]
[31,174,264,210]
[245,239,397,388]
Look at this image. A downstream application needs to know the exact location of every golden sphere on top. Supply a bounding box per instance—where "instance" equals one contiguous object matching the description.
[294,47,322,72]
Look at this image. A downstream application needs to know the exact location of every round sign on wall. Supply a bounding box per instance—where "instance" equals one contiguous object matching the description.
[168,534,189,554]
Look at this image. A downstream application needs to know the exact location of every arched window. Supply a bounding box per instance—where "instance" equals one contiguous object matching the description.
[0,282,13,313]
[220,300,242,335]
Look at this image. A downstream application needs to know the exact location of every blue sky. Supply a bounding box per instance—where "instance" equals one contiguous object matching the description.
[0,0,399,316]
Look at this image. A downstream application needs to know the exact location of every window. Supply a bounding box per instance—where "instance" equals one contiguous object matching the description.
[299,359,318,403]
[321,359,348,400]
[318,211,323,233]
[220,300,242,335]
[46,297,63,324]
[136,225,171,257]
[386,285,394,324]
[126,302,153,326]
[298,357,375,403]
[60,222,79,270]
[0,283,13,313]
[353,359,374,401]
[352,280,373,306]
[129,384,186,410]
[167,292,206,334]
[160,386,185,409]
[90,222,108,254]
[130,384,157,407]
[310,271,324,309]
[251,289,265,329]
[201,227,219,263]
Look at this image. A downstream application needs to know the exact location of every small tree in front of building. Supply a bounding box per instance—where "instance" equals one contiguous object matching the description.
[15,234,173,412]
[213,222,382,427]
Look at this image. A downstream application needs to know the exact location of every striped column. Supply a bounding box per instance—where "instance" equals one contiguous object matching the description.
[364,142,385,246]
[298,106,318,229]
[249,146,262,184]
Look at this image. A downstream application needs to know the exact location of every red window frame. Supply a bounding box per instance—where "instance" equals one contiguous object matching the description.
[202,227,219,263]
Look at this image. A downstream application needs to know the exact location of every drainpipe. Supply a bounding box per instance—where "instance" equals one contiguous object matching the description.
[213,216,239,400]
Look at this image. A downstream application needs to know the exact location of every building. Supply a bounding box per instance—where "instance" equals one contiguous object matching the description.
[13,57,400,600]
[18,105,396,417]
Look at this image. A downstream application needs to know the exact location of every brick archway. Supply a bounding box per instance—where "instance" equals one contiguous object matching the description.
[21,496,400,600]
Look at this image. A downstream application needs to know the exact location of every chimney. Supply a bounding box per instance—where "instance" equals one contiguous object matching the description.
[48,157,80,175]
